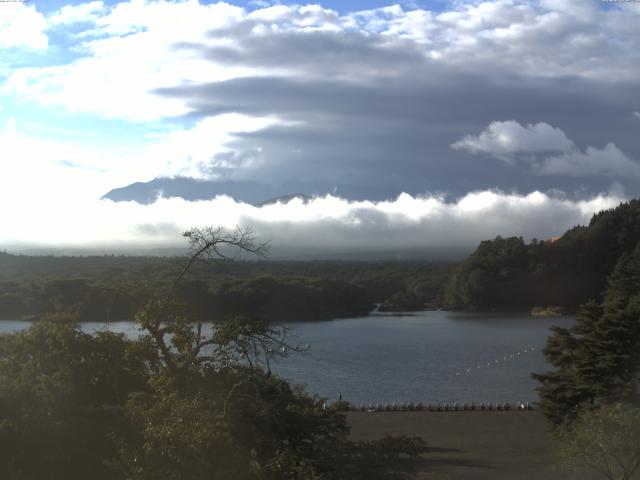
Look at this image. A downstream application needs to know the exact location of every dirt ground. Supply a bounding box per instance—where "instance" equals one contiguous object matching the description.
[347,411,601,480]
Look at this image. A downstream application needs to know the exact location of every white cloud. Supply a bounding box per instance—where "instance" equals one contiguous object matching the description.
[138,113,281,179]
[536,143,640,179]
[451,121,574,159]
[0,2,48,49]
[4,0,640,122]
[345,0,640,80]
[2,1,251,121]
[454,120,640,178]
[0,186,623,250]
[47,1,105,26]
[0,117,118,200]
[538,0,597,20]
[0,113,281,210]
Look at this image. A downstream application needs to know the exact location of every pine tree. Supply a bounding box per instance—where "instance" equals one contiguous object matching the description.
[595,244,640,400]
[533,243,640,427]
[533,302,602,425]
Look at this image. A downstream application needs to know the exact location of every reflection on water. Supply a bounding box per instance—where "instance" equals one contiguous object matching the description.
[1,311,573,404]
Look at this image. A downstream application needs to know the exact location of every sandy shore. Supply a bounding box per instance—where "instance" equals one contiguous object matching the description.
[347,411,600,480]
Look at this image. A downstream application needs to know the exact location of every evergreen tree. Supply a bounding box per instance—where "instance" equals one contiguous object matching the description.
[595,244,640,399]
[533,243,640,426]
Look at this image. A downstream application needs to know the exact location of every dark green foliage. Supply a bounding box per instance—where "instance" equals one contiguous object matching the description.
[444,236,529,309]
[1,227,433,478]
[0,257,452,321]
[0,279,139,321]
[0,310,426,480]
[0,315,149,480]
[378,290,425,312]
[555,403,640,480]
[533,243,640,426]
[445,199,640,310]
[212,276,373,321]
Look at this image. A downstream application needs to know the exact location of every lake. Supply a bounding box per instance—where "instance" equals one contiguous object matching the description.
[0,311,573,405]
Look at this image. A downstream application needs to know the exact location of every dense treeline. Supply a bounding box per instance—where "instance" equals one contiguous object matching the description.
[444,199,640,310]
[0,276,373,322]
[0,253,452,321]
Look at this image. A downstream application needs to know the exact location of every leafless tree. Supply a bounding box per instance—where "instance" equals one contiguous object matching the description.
[137,225,306,376]
[173,225,269,289]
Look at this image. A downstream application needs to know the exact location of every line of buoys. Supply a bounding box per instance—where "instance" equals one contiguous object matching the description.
[455,346,537,377]
[339,401,533,412]
[267,343,311,354]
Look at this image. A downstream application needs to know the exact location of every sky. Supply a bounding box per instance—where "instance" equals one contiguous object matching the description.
[1,0,639,255]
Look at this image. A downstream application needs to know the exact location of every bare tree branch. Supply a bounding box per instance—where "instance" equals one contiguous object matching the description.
[173,225,269,290]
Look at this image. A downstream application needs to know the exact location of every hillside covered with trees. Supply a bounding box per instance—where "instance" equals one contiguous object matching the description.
[444,199,640,311]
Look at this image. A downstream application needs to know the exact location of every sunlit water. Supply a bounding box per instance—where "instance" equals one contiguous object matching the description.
[1,311,573,405]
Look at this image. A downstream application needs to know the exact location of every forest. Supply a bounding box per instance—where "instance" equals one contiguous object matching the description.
[443,199,640,311]
[0,251,452,322]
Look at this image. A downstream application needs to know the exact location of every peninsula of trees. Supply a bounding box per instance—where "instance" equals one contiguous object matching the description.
[444,199,640,311]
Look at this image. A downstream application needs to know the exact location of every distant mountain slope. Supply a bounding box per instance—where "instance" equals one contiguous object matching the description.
[102,177,331,206]
[444,199,640,310]
[102,177,281,205]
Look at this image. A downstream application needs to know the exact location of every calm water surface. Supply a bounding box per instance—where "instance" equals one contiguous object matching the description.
[1,311,573,405]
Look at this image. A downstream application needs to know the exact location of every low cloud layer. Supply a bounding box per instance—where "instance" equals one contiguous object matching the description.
[0,190,624,255]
